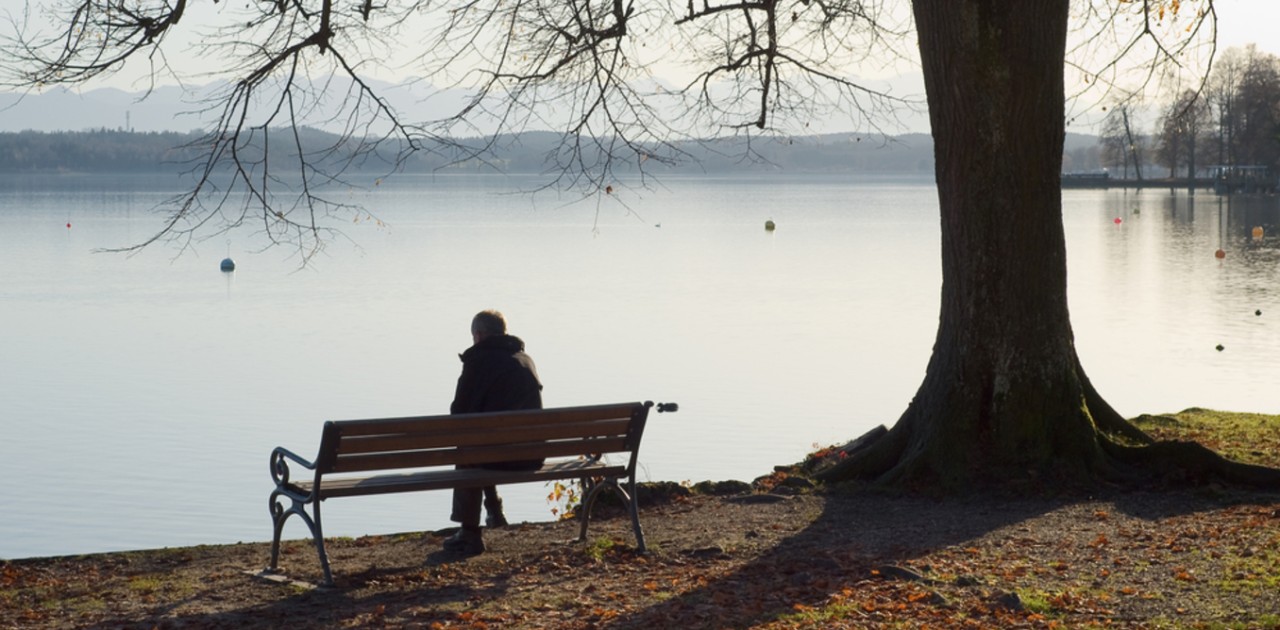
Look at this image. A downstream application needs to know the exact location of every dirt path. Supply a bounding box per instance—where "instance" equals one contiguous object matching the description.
[4,486,1280,629]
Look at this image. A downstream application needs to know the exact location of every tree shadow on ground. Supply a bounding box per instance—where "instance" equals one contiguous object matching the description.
[1107,487,1280,520]
[603,491,1069,628]
[604,487,1280,629]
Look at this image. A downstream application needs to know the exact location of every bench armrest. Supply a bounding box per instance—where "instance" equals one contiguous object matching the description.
[270,447,318,500]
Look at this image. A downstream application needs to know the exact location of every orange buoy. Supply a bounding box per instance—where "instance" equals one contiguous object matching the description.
[1215,249,1226,259]
[1252,226,1264,239]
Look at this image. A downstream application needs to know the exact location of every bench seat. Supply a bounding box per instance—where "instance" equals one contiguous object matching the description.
[294,459,630,499]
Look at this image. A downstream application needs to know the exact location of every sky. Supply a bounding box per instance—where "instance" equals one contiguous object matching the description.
[0,0,1278,134]
[1213,0,1280,56]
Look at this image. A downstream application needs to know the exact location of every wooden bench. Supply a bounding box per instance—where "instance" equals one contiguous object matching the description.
[266,400,675,585]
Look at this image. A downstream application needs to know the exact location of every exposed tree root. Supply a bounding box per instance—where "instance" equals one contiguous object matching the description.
[809,424,903,483]
[813,372,1277,491]
[1103,439,1280,489]
[1079,368,1153,446]
[1081,358,1280,489]
[813,421,1280,491]
[810,353,1280,491]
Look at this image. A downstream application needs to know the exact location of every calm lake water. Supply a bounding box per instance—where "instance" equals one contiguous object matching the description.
[3,172,1280,560]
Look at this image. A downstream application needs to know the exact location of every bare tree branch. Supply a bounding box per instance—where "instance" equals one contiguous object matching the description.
[1066,0,1218,123]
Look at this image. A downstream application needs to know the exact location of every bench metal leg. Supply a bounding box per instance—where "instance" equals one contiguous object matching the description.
[577,477,598,543]
[268,491,334,586]
[623,477,647,553]
[577,477,646,553]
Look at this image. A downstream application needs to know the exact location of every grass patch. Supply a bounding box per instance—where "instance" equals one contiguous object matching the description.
[1217,552,1280,592]
[65,593,109,615]
[584,537,617,562]
[1015,588,1054,615]
[127,575,164,593]
[1131,408,1280,468]
[1188,618,1280,630]
[773,600,861,626]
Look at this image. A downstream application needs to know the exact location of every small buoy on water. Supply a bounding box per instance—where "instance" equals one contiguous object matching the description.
[220,257,236,272]
[1113,217,1123,225]
[765,219,776,232]
[66,222,71,229]
[1257,309,1263,316]
[1216,344,1225,352]
[1215,249,1226,259]
[1253,226,1265,239]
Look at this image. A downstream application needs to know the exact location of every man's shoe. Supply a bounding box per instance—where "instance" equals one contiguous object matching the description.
[484,496,508,528]
[442,528,485,555]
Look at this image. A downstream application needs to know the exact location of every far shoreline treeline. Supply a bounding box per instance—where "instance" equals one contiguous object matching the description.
[0,128,1104,175]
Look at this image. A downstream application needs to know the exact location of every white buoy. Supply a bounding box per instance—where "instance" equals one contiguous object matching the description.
[220,257,236,272]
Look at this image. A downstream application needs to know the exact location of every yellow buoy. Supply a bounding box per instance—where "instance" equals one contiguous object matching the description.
[1252,226,1264,239]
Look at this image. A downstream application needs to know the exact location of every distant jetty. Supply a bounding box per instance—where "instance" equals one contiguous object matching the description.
[1061,174,1214,190]
[1063,167,1278,194]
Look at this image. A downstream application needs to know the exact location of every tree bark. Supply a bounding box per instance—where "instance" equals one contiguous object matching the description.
[818,0,1280,491]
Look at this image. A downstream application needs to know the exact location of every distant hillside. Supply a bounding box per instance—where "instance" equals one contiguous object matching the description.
[0,129,205,172]
[1,80,1104,175]
[0,128,1103,175]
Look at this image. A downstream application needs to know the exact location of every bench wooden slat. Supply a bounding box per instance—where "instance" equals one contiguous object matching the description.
[329,436,630,474]
[335,417,632,455]
[304,460,629,499]
[329,403,641,437]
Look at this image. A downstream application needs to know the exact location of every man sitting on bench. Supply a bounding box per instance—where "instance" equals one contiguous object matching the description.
[444,309,545,555]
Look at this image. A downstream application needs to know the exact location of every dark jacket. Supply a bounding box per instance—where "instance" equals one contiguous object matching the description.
[450,334,543,415]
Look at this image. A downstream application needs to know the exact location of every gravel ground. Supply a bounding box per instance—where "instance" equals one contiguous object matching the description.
[5,484,1280,628]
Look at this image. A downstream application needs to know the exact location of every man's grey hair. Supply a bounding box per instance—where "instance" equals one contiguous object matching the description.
[471,310,507,337]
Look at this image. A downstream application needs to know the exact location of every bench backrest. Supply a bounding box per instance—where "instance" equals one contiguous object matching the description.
[313,402,651,475]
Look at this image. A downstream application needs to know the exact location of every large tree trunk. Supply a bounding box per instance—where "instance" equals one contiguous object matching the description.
[816,0,1278,490]
[878,0,1102,487]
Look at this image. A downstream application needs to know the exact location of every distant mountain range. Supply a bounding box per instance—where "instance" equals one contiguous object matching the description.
[1,75,932,135]
[1,85,206,133]
[0,78,480,133]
